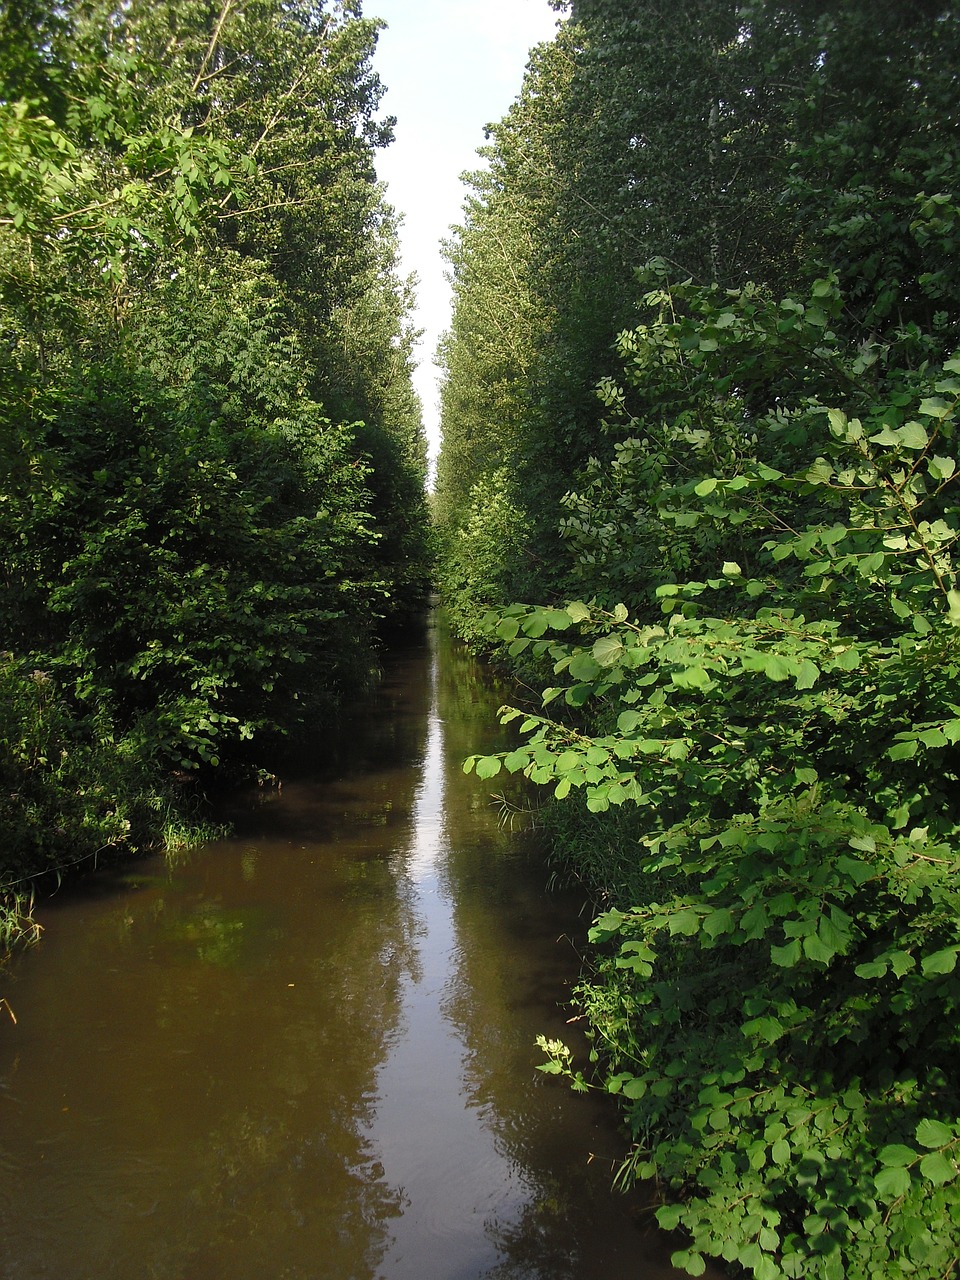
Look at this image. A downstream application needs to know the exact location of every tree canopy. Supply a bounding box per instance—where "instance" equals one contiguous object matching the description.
[0,0,431,917]
[442,2,960,1275]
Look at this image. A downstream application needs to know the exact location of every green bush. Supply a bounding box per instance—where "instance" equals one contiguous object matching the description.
[466,284,960,1278]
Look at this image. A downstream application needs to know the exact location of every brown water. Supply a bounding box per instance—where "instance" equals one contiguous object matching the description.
[0,616,687,1280]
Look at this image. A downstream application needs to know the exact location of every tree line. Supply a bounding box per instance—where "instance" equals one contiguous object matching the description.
[0,0,431,944]
[439,2,960,1276]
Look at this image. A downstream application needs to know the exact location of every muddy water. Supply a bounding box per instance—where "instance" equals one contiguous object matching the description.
[0,616,685,1280]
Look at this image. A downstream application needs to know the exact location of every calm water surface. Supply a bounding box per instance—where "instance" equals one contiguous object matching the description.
[0,616,687,1279]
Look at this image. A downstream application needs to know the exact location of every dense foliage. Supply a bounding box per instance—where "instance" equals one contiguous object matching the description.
[442,1,960,1275]
[0,0,431,931]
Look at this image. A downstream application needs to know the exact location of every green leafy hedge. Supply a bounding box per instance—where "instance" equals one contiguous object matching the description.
[464,283,960,1277]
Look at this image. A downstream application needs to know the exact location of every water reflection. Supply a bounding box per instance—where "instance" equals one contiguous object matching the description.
[0,614,684,1279]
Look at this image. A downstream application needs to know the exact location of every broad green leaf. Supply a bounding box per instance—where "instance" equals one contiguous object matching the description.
[919,1152,956,1185]
[555,750,582,774]
[593,635,626,667]
[771,1138,791,1165]
[656,1204,684,1231]
[897,421,929,449]
[916,1118,955,1148]
[668,909,702,936]
[569,652,601,680]
[694,477,718,496]
[795,660,820,689]
[929,455,956,482]
[763,654,792,681]
[874,1166,911,1200]
[703,908,734,939]
[504,750,529,772]
[771,939,802,967]
[672,665,712,690]
[805,458,833,485]
[922,947,958,975]
[742,1015,784,1044]
[803,932,835,964]
[474,755,502,780]
[848,834,876,853]
[827,408,847,436]
[919,396,953,419]
[836,855,874,884]
[879,1144,917,1167]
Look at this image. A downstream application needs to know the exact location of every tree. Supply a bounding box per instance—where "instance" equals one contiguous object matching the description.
[0,0,432,935]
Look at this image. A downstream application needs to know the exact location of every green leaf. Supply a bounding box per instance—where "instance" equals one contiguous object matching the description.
[771,1138,791,1165]
[803,932,835,964]
[694,477,718,496]
[874,1166,911,1200]
[555,750,582,774]
[897,421,929,449]
[771,939,802,967]
[919,396,953,419]
[879,1144,917,1167]
[703,908,734,939]
[657,1204,684,1231]
[669,909,702,937]
[763,654,792,682]
[919,1152,956,1185]
[672,665,712,690]
[916,1118,955,1148]
[593,635,626,667]
[922,947,958,975]
[795,660,820,689]
[742,1015,784,1044]
[474,755,502,780]
[929,455,956,482]
[805,458,833,485]
[568,652,601,680]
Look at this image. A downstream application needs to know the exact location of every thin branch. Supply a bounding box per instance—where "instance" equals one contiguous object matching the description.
[191,0,235,96]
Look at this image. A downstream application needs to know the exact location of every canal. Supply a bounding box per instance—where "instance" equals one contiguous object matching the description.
[0,615,685,1279]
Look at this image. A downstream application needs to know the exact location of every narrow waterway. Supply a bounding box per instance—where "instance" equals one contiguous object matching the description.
[0,616,685,1280]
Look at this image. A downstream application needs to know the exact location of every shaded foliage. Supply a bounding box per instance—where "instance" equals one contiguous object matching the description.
[0,0,431,931]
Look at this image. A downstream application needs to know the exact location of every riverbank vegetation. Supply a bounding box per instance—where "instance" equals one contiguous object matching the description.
[0,0,431,941]
[439,2,960,1276]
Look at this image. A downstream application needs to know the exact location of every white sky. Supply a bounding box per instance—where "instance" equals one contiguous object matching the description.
[366,0,561,476]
